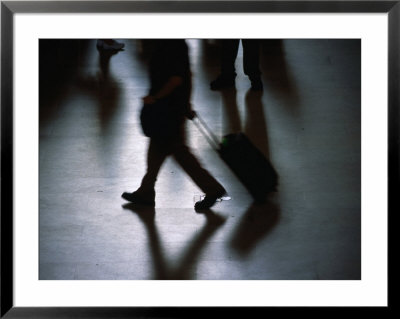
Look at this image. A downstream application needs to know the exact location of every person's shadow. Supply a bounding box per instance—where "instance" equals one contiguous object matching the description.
[76,45,122,133]
[220,87,242,136]
[220,87,281,256]
[96,50,123,132]
[244,89,271,159]
[122,203,226,280]
[260,40,300,115]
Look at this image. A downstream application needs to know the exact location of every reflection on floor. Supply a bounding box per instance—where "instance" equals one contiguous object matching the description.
[39,39,361,280]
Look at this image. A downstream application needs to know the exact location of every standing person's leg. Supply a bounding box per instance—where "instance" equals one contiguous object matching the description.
[210,39,240,90]
[220,39,240,78]
[242,39,263,90]
[122,138,170,206]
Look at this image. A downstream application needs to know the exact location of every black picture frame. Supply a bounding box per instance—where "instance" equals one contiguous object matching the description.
[1,1,395,318]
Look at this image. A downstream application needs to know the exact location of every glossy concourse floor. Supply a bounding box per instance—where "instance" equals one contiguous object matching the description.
[39,39,361,280]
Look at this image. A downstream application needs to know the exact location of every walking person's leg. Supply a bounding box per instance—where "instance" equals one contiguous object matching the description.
[122,138,170,206]
[172,142,226,210]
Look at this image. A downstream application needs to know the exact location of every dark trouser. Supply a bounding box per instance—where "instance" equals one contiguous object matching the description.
[220,39,261,80]
[140,129,225,196]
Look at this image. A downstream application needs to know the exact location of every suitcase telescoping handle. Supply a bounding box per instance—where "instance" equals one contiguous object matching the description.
[192,112,220,151]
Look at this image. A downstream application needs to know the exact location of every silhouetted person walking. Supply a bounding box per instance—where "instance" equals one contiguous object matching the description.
[122,40,226,210]
[210,39,262,91]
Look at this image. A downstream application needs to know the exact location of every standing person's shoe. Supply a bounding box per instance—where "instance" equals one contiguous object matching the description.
[97,39,125,51]
[210,75,236,90]
[121,189,155,207]
[194,188,227,211]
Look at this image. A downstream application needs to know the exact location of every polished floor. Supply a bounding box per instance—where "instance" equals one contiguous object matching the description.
[39,39,361,280]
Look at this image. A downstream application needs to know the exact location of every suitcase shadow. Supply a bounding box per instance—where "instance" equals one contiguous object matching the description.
[228,200,280,257]
[122,203,226,280]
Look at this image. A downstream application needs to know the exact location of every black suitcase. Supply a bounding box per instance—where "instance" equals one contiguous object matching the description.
[194,115,278,203]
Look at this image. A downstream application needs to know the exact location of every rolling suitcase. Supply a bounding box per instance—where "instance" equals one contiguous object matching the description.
[194,114,278,203]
